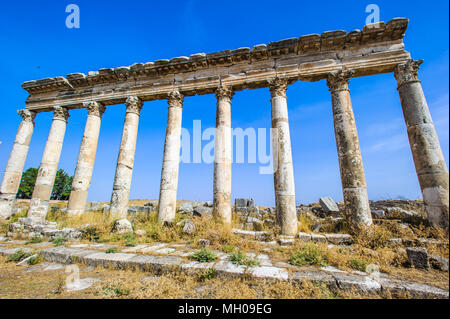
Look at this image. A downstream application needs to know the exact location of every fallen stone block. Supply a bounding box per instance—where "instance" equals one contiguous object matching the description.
[182,220,196,235]
[311,233,327,243]
[429,255,449,272]
[324,233,352,245]
[319,197,339,213]
[298,232,312,242]
[406,247,429,270]
[193,206,212,218]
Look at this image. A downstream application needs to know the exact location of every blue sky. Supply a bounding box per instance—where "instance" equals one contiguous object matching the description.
[0,0,448,206]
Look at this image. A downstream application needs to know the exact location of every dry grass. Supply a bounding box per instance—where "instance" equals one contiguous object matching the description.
[0,256,375,299]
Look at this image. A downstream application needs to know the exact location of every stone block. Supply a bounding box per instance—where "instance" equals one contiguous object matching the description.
[311,233,327,243]
[406,247,429,270]
[324,233,353,245]
[319,197,339,213]
[193,206,212,218]
[429,255,449,272]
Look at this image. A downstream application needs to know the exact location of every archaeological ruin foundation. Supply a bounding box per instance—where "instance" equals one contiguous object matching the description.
[0,18,448,235]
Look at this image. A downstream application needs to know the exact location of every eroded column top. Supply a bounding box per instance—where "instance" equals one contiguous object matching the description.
[394,58,423,88]
[18,109,36,123]
[53,106,70,122]
[125,96,144,115]
[269,77,288,98]
[326,69,355,92]
[84,101,106,118]
[215,85,234,102]
[167,91,184,108]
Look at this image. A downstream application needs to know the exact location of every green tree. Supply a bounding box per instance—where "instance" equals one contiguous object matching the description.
[16,168,38,199]
[51,169,73,200]
[16,167,73,200]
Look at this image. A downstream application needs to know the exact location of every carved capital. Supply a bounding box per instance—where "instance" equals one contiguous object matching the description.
[17,109,36,123]
[53,106,70,122]
[327,69,354,92]
[167,91,184,108]
[394,59,423,88]
[269,77,288,98]
[215,85,234,102]
[125,96,144,115]
[84,101,106,118]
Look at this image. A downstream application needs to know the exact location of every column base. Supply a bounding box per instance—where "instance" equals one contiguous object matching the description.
[0,193,16,219]
[275,194,297,236]
[213,192,232,226]
[423,186,449,228]
[343,187,372,228]
[158,189,177,224]
[27,198,50,220]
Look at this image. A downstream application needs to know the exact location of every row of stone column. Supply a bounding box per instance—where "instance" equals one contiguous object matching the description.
[0,59,448,233]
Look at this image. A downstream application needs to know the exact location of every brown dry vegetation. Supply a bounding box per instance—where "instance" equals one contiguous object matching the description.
[0,255,381,299]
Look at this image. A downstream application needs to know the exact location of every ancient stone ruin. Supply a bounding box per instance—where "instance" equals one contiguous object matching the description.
[0,17,448,236]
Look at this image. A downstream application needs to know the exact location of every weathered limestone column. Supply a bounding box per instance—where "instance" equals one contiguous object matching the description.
[327,70,372,229]
[269,77,297,236]
[28,106,70,220]
[395,59,449,228]
[158,91,184,224]
[67,102,106,216]
[109,96,143,220]
[0,109,36,219]
[213,85,234,227]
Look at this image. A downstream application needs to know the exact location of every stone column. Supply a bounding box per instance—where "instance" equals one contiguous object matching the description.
[395,59,449,228]
[0,109,36,219]
[327,70,372,229]
[213,85,234,227]
[158,91,184,224]
[269,77,297,236]
[67,101,106,216]
[28,106,70,220]
[109,96,143,220]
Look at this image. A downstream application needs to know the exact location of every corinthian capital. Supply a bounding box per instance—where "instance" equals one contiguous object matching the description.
[17,109,36,123]
[168,91,184,108]
[53,106,70,122]
[327,69,354,92]
[216,85,234,102]
[394,59,423,88]
[84,101,106,118]
[125,96,144,115]
[269,77,288,98]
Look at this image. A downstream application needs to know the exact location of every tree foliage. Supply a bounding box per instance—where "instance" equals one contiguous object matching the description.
[17,167,73,200]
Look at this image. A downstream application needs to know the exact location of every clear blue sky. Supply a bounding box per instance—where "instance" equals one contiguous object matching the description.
[0,0,448,206]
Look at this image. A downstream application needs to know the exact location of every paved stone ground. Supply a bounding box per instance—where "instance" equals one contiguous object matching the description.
[0,238,448,299]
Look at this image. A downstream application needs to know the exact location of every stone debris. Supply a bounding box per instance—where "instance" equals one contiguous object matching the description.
[429,255,449,272]
[112,219,133,234]
[406,247,429,270]
[193,206,212,218]
[182,220,196,235]
[319,197,339,213]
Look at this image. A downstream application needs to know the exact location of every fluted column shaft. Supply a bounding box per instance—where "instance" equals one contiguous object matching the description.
[395,59,449,228]
[213,86,233,227]
[28,106,70,220]
[158,91,183,224]
[269,78,297,236]
[327,70,372,229]
[109,96,143,219]
[67,102,106,216]
[0,110,36,219]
